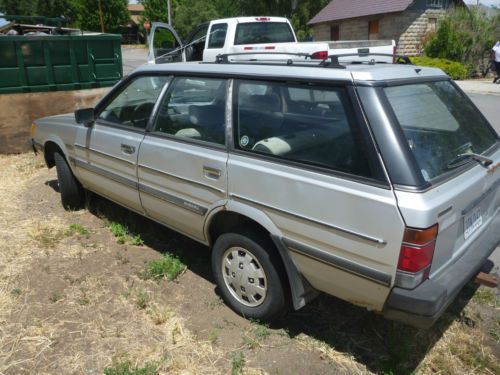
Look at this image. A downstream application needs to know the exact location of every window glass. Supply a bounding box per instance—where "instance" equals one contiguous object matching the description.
[98,76,169,129]
[154,77,227,145]
[384,81,497,181]
[207,23,228,49]
[234,22,295,45]
[153,27,181,63]
[236,81,373,178]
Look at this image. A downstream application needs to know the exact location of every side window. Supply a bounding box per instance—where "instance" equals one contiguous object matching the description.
[235,80,374,178]
[207,23,228,49]
[98,76,169,129]
[153,77,227,145]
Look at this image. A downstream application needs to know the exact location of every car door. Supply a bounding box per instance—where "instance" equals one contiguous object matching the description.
[148,22,184,64]
[228,79,406,311]
[73,75,170,213]
[138,76,229,241]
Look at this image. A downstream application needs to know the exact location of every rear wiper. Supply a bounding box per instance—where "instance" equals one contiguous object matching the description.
[446,152,493,169]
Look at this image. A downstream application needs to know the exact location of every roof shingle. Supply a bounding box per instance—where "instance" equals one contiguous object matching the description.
[308,0,415,25]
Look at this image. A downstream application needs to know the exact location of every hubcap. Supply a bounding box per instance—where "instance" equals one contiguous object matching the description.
[221,246,267,307]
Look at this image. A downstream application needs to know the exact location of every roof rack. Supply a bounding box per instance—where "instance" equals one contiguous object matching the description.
[214,51,413,68]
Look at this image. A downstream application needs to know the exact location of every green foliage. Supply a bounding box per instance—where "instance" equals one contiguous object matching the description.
[424,6,497,74]
[0,0,76,19]
[142,254,186,281]
[66,223,89,237]
[230,351,245,375]
[411,56,470,80]
[107,220,144,246]
[290,0,330,41]
[104,355,157,375]
[72,0,129,33]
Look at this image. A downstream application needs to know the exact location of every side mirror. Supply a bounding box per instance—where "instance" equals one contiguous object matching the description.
[75,108,95,127]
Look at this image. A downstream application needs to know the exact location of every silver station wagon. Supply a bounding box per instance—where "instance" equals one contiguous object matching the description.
[32,56,500,328]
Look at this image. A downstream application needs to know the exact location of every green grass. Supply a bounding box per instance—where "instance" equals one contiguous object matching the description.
[142,254,186,281]
[65,223,90,237]
[472,288,499,308]
[107,221,144,246]
[104,355,157,375]
[230,352,245,375]
[243,323,271,349]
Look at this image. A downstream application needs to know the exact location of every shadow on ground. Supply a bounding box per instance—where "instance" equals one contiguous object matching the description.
[45,183,483,374]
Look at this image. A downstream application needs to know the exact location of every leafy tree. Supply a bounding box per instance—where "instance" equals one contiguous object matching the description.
[424,6,497,75]
[72,0,129,33]
[0,0,35,15]
[0,0,75,18]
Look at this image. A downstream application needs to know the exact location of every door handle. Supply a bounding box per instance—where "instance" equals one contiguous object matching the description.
[203,165,221,180]
[121,144,136,154]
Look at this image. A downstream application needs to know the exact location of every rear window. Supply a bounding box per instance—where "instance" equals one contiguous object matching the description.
[384,81,497,181]
[234,22,295,45]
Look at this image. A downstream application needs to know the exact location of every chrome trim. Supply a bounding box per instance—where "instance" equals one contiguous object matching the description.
[283,237,392,286]
[70,157,138,189]
[138,164,225,194]
[74,143,87,150]
[438,206,453,218]
[138,183,208,216]
[230,194,386,245]
[74,144,135,166]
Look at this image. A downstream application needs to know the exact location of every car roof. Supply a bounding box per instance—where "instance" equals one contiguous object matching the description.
[134,62,447,83]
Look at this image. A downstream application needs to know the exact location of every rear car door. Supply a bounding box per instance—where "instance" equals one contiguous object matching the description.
[228,79,406,311]
[148,23,184,64]
[74,75,169,213]
[137,76,229,241]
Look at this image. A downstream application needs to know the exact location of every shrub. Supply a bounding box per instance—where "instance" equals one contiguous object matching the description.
[411,56,470,80]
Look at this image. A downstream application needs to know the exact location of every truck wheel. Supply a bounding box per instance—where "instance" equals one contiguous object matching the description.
[212,231,287,321]
[54,152,84,210]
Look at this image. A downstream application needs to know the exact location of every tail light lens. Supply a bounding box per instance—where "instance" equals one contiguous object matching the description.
[311,50,328,60]
[396,224,438,289]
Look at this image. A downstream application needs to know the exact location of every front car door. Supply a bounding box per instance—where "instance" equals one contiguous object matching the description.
[138,76,229,241]
[74,75,169,213]
[148,22,184,64]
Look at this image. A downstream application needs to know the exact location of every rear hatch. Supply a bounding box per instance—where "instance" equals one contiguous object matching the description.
[382,80,500,277]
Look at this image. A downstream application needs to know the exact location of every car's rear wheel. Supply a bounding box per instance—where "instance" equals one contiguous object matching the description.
[211,231,287,321]
[54,152,84,210]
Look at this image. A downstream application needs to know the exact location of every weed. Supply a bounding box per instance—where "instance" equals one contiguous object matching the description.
[104,355,157,375]
[472,288,499,308]
[127,287,150,310]
[147,304,171,325]
[208,329,219,344]
[107,221,144,246]
[49,292,63,303]
[243,323,271,349]
[65,223,90,237]
[115,252,130,265]
[142,254,186,281]
[10,288,21,298]
[30,224,64,248]
[230,352,245,375]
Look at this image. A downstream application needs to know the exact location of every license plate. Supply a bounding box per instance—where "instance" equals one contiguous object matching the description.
[464,207,482,240]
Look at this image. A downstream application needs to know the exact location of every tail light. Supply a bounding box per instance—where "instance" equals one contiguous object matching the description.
[255,17,270,21]
[395,224,438,289]
[311,50,328,60]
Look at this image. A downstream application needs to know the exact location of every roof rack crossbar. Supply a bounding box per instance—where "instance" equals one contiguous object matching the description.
[215,52,312,64]
[320,53,413,68]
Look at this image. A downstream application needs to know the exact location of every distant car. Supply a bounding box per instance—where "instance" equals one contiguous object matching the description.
[31,55,500,328]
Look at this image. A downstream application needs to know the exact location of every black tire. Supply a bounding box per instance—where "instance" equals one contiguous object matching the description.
[211,231,287,321]
[54,152,84,210]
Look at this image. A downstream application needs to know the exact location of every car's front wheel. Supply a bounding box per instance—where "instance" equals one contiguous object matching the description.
[54,152,84,210]
[211,231,287,321]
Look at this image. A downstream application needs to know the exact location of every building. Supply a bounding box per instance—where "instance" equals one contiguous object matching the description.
[308,0,465,55]
[124,3,145,44]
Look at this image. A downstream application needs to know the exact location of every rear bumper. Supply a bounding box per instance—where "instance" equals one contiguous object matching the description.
[383,210,500,329]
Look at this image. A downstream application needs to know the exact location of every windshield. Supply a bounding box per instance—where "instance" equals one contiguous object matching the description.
[384,81,497,182]
[234,22,295,45]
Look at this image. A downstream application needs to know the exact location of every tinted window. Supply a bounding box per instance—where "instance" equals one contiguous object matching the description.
[234,22,295,45]
[98,76,169,129]
[207,23,228,49]
[154,77,227,145]
[384,81,497,181]
[235,81,373,178]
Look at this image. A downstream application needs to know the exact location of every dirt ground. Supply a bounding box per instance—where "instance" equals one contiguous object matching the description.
[0,153,498,375]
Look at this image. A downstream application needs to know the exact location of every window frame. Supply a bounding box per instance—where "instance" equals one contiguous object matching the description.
[207,23,228,49]
[230,78,390,188]
[148,75,229,150]
[93,73,171,134]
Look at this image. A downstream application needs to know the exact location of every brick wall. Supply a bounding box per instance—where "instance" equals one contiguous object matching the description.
[312,8,446,55]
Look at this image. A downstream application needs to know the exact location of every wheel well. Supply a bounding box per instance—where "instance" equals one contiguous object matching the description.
[43,141,64,168]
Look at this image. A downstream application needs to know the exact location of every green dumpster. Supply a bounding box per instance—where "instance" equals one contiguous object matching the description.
[0,33,123,94]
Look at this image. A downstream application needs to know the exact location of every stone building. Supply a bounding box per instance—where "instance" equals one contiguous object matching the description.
[308,0,465,55]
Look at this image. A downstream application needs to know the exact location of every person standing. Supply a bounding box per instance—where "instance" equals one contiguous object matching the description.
[493,41,500,84]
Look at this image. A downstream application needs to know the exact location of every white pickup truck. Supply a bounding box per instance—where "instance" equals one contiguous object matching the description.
[148,17,396,64]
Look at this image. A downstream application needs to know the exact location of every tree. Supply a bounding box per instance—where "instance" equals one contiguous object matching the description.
[0,0,75,18]
[0,0,35,15]
[72,0,129,33]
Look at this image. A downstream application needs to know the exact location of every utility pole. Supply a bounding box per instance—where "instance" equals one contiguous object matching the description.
[167,0,172,25]
[98,0,104,33]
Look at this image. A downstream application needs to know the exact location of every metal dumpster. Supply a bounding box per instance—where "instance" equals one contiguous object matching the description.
[0,33,123,94]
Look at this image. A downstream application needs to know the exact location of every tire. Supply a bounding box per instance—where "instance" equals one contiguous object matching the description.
[211,231,287,321]
[54,152,84,210]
